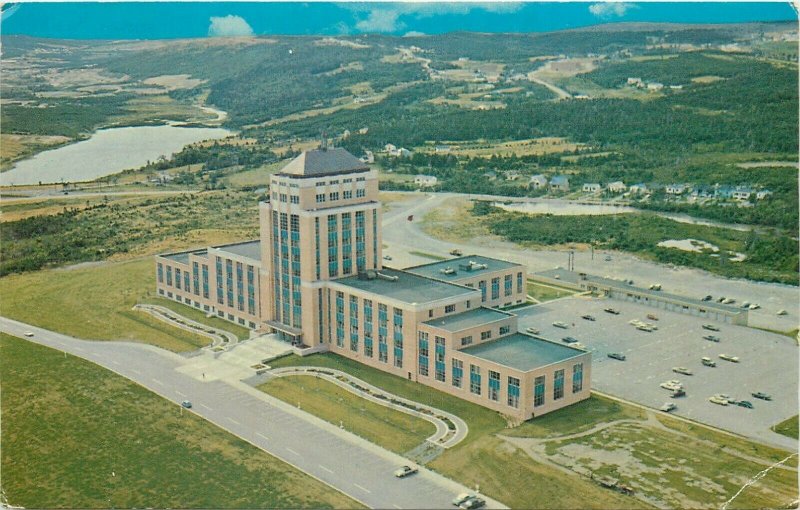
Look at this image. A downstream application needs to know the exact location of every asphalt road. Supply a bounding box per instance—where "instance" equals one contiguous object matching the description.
[514,297,799,450]
[0,317,506,510]
[381,192,799,333]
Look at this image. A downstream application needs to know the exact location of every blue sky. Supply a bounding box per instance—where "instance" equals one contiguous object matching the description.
[1,2,796,39]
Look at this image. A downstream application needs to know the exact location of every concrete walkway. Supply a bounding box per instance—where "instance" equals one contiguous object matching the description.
[269,366,468,448]
[133,303,238,349]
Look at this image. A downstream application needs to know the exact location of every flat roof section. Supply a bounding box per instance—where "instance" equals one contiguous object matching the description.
[460,333,584,371]
[424,307,512,333]
[214,240,261,262]
[161,249,208,266]
[405,254,523,281]
[536,268,741,314]
[335,268,476,305]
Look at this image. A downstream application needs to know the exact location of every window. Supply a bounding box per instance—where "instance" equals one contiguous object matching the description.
[316,181,326,187]
[280,193,287,202]
[469,365,481,395]
[175,268,182,289]
[434,336,446,382]
[491,277,500,300]
[290,195,299,204]
[517,271,524,294]
[554,369,565,400]
[460,335,473,346]
[166,266,173,286]
[329,192,339,201]
[316,194,326,203]
[452,359,463,388]
[534,376,546,407]
[343,190,352,199]
[478,280,487,302]
[572,363,583,393]
[157,263,164,283]
[445,304,455,313]
[356,189,365,198]
[481,330,492,340]
[508,377,520,408]
[500,325,510,335]
[504,274,513,296]
[488,370,500,401]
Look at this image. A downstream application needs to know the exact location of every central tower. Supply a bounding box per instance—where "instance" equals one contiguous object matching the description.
[259,147,382,345]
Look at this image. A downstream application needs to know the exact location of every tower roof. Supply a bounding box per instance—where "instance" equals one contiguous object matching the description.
[278,147,369,178]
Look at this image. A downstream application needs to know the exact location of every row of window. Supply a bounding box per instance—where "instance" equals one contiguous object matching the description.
[315,188,366,203]
[465,272,524,303]
[157,288,257,329]
[159,259,255,316]
[332,291,405,368]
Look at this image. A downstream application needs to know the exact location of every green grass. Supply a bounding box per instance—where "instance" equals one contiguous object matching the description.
[144,296,251,341]
[772,415,799,440]
[0,334,359,509]
[408,250,447,261]
[504,394,647,439]
[258,375,436,454]
[0,259,215,352]
[527,281,577,302]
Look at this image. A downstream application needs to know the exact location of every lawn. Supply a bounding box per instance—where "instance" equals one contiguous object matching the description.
[527,281,577,302]
[772,415,799,439]
[143,296,251,341]
[0,334,358,509]
[0,258,236,352]
[258,375,436,454]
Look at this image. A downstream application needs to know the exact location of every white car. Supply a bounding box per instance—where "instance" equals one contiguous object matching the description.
[660,402,677,412]
[24,331,34,337]
[672,367,693,376]
[719,354,740,363]
[709,395,729,406]
[660,381,683,391]
[394,465,418,478]
[526,327,540,335]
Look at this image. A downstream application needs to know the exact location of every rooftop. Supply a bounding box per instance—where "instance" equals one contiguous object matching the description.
[405,255,522,282]
[214,240,261,262]
[278,148,369,178]
[161,248,207,265]
[334,268,476,305]
[536,268,743,313]
[460,333,584,371]
[424,307,512,332]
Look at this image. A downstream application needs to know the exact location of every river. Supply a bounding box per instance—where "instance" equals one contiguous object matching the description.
[1,124,231,186]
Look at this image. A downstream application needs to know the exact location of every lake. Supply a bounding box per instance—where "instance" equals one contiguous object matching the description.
[1,124,231,186]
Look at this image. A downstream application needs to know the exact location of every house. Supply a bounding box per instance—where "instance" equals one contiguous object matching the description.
[505,171,521,181]
[434,145,451,153]
[360,150,374,164]
[397,148,412,158]
[550,175,570,192]
[607,181,627,193]
[582,183,601,193]
[483,171,498,181]
[384,143,397,153]
[414,175,438,187]
[629,183,648,194]
[647,82,664,91]
[358,127,369,135]
[528,174,548,189]
[666,184,687,195]
[627,77,643,87]
[732,186,754,201]
[756,190,773,200]
[714,185,735,199]
[341,129,350,139]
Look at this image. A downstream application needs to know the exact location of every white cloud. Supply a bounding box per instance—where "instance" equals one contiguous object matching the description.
[402,31,427,37]
[588,3,637,19]
[208,15,254,37]
[355,9,405,33]
[342,2,525,34]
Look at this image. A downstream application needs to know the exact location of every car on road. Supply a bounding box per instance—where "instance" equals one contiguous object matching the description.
[702,295,713,302]
[703,335,721,342]
[741,301,751,309]
[716,296,726,303]
[737,400,754,409]
[701,357,717,367]
[607,352,626,361]
[709,395,729,406]
[452,493,475,506]
[459,497,486,510]
[702,324,720,331]
[660,381,683,391]
[672,367,693,376]
[636,325,654,332]
[562,336,578,344]
[671,389,686,398]
[604,307,621,315]
[394,465,418,478]
[660,402,677,412]
[777,309,788,316]
[751,392,772,401]
[722,298,735,304]
[719,354,740,363]
[581,314,596,321]
[526,327,540,335]
[181,400,192,409]
[748,303,760,310]
[552,321,569,329]
[24,331,34,337]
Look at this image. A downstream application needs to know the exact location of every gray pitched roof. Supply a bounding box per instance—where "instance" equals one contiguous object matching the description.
[279,148,369,178]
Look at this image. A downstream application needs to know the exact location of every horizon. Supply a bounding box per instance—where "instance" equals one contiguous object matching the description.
[1,2,797,40]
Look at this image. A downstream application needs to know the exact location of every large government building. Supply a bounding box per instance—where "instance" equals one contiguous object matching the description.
[155,147,591,420]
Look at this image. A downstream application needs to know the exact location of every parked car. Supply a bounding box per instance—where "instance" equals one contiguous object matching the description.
[709,395,729,406]
[459,497,486,510]
[649,284,662,291]
[646,314,659,321]
[552,321,569,329]
[394,465,418,478]
[751,392,772,401]
[702,295,713,302]
[719,354,740,363]
[383,255,393,260]
[636,325,654,332]
[777,309,788,316]
[748,303,760,310]
[741,301,751,309]
[607,352,626,361]
[450,249,463,256]
[452,493,474,506]
[525,327,540,335]
[701,357,717,367]
[24,331,34,337]
[604,308,621,315]
[672,367,693,376]
[181,400,192,409]
[581,314,596,321]
[703,335,720,342]
[561,336,578,344]
[716,296,727,303]
[671,389,686,398]
[660,402,677,412]
[737,400,754,409]
[660,381,683,391]
[702,324,720,331]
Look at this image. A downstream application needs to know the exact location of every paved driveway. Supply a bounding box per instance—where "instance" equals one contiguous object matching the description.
[0,317,506,510]
[514,297,799,450]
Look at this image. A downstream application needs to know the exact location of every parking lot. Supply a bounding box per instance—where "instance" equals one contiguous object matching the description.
[515,296,798,448]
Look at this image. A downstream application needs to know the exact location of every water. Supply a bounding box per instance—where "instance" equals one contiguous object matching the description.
[1,125,231,186]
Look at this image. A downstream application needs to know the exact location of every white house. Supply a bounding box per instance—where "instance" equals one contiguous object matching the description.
[756,190,773,200]
[397,148,412,158]
[629,183,648,194]
[666,184,687,195]
[627,77,643,87]
[384,143,397,153]
[582,183,601,193]
[732,186,754,201]
[360,150,374,164]
[529,174,548,189]
[607,181,627,193]
[647,82,664,91]
[550,175,569,192]
[414,175,438,187]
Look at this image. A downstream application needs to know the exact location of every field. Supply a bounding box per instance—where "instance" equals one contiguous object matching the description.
[527,281,577,302]
[259,375,436,454]
[0,258,232,352]
[417,137,584,158]
[264,352,798,509]
[0,334,358,509]
[772,415,799,440]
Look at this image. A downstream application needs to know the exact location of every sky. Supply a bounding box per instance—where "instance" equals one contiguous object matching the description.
[0,2,797,39]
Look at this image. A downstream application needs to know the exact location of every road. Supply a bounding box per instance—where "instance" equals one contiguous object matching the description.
[380,192,799,333]
[0,317,506,510]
